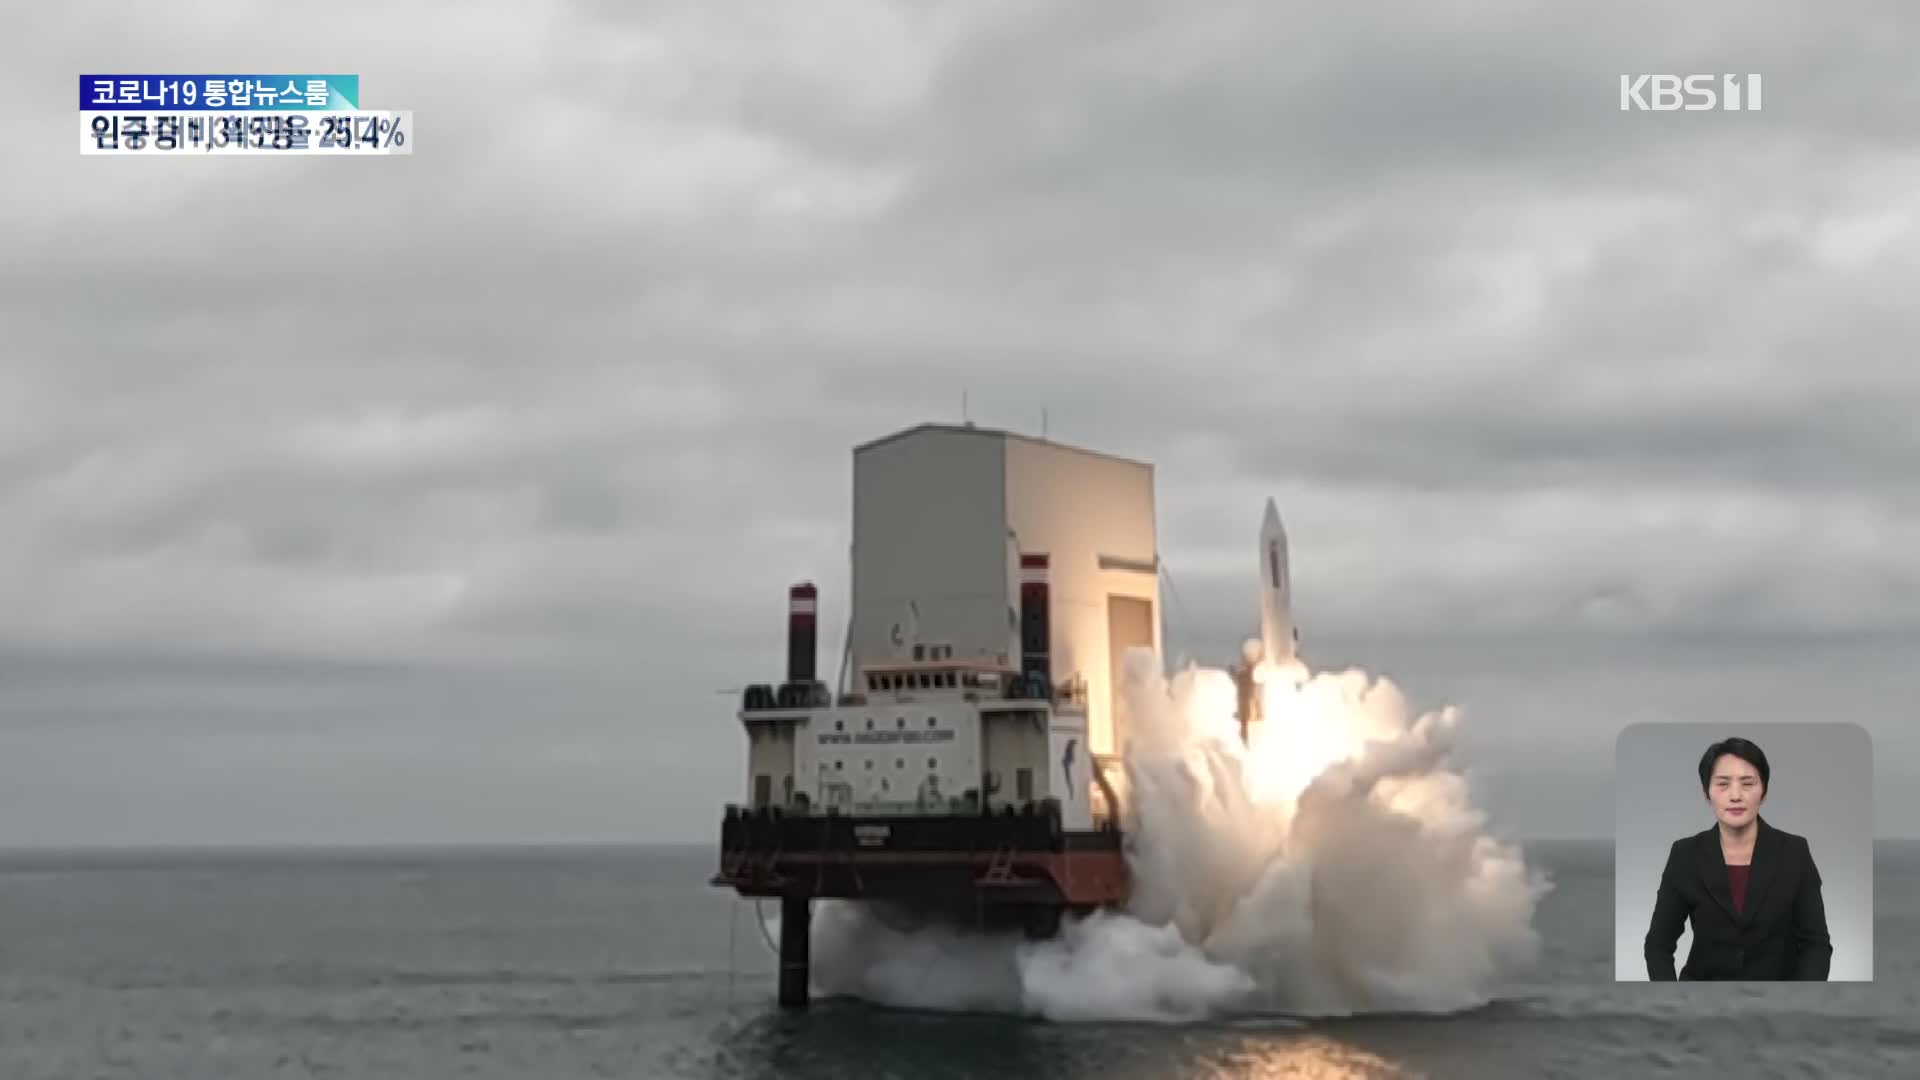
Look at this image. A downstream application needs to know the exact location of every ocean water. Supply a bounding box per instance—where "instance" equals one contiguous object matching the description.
[1,841,1914,1079]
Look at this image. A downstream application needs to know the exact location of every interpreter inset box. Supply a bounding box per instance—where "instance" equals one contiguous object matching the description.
[1613,722,1872,982]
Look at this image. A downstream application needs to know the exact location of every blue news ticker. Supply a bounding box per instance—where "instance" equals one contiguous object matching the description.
[80,75,359,111]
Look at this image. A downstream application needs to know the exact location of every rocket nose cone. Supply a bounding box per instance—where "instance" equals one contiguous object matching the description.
[1262,497,1282,533]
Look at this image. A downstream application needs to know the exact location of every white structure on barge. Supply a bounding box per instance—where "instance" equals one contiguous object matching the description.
[738,421,1163,832]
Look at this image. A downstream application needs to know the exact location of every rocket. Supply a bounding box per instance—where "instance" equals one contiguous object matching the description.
[1234,497,1301,740]
[1257,497,1298,667]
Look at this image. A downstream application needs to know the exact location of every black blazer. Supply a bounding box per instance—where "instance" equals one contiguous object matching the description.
[1643,816,1832,980]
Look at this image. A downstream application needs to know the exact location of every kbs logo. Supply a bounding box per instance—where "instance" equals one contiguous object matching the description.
[1619,74,1763,111]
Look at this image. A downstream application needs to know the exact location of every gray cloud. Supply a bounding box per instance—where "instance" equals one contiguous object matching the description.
[2,0,1917,843]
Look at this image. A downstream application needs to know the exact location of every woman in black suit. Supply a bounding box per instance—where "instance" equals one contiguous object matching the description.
[1643,737,1832,980]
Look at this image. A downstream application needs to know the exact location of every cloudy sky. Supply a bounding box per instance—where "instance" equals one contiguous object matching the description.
[4,1,1916,845]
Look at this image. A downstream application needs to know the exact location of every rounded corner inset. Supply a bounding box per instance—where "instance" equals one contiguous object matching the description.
[1613,721,1652,764]
[1836,721,1874,755]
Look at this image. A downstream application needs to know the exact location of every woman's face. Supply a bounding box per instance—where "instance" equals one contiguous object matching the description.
[1706,753,1765,828]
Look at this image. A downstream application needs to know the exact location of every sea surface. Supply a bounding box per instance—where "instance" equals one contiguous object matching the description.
[1,841,1915,1079]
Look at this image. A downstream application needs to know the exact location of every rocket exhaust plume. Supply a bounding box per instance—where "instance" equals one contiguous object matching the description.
[811,511,1550,1022]
[1112,654,1549,1017]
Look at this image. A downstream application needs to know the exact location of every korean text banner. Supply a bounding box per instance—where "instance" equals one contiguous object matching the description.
[79,75,359,111]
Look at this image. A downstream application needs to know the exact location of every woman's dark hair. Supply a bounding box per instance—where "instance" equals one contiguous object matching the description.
[1698,737,1770,795]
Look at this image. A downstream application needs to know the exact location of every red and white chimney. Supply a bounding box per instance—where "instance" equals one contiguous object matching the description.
[1018,554,1050,689]
[787,583,817,683]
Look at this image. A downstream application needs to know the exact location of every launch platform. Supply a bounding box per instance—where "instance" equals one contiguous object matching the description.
[711,422,1160,1007]
[712,423,1303,1007]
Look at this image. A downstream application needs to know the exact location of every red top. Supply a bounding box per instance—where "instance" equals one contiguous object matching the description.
[1727,864,1751,914]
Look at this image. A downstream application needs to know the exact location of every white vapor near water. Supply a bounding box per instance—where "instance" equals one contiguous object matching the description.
[810,647,1551,1022]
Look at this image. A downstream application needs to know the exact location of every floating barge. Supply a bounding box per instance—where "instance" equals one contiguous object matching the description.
[712,423,1163,1006]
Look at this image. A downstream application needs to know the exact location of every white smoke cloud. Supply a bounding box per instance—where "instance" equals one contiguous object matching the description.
[810,900,1024,1013]
[811,646,1551,1021]
[1019,909,1258,1022]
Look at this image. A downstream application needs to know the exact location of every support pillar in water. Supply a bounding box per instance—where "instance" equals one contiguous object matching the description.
[778,894,811,1008]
